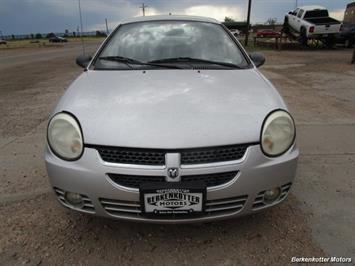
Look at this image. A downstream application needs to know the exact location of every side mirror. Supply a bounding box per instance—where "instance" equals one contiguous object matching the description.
[249,52,265,68]
[288,11,293,15]
[76,55,92,68]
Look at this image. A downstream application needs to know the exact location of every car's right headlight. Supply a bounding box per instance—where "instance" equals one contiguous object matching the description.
[261,109,295,157]
[47,112,83,161]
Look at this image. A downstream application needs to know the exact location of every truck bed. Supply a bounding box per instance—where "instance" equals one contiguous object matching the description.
[305,17,340,26]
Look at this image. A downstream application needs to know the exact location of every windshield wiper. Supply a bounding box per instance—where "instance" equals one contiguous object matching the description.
[98,56,183,69]
[148,57,245,69]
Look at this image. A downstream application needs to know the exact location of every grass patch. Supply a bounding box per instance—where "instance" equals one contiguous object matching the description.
[0,37,105,50]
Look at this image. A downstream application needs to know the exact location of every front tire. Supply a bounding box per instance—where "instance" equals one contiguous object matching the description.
[325,36,336,48]
[299,27,308,46]
[345,39,353,48]
[283,17,290,35]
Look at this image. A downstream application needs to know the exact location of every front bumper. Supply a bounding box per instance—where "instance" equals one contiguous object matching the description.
[45,143,299,223]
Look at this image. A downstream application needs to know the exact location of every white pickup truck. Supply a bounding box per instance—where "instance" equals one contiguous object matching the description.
[284,5,341,46]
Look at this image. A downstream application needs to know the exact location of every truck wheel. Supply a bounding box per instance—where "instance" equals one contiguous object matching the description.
[299,28,308,47]
[345,39,353,48]
[283,17,290,35]
[325,37,336,48]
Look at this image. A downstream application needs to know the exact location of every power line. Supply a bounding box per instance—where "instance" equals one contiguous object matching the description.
[140,3,148,16]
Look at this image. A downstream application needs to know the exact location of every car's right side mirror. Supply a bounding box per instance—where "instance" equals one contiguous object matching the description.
[249,52,265,68]
[76,55,92,68]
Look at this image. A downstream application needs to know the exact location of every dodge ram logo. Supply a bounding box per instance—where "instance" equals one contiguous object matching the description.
[167,168,179,178]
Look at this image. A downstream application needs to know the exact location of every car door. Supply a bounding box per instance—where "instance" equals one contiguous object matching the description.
[295,9,304,32]
[289,8,299,30]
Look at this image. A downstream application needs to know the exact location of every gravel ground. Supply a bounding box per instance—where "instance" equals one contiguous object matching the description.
[1,43,354,265]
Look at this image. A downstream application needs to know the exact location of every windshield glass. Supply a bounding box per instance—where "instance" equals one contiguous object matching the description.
[95,20,248,69]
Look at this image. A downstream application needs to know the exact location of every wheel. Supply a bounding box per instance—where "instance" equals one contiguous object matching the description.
[344,39,353,48]
[299,28,308,47]
[325,37,336,48]
[283,17,290,35]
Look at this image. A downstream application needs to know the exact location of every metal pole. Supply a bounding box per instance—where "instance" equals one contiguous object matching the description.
[140,3,148,16]
[78,0,85,55]
[244,0,252,46]
[105,18,109,35]
[295,0,298,9]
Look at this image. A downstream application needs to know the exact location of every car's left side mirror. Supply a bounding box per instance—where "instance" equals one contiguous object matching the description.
[249,52,265,68]
[76,55,92,68]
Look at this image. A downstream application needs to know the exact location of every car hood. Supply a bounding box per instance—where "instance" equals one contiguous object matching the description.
[54,69,286,149]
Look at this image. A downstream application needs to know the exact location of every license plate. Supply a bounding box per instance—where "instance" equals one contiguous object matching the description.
[140,182,206,216]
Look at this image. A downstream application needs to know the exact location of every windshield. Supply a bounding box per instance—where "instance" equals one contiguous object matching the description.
[94,20,248,69]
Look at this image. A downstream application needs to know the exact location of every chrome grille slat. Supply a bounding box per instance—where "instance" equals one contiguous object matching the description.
[205,197,247,206]
[253,199,263,204]
[100,200,140,208]
[206,204,244,212]
[104,206,141,213]
[57,195,65,201]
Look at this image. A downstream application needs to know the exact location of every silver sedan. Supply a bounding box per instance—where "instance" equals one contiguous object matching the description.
[45,15,298,223]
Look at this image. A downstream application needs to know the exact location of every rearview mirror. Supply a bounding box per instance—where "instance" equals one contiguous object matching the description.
[249,52,265,68]
[76,55,92,68]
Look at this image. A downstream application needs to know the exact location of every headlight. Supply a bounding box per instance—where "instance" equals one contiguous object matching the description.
[261,110,295,157]
[47,112,83,160]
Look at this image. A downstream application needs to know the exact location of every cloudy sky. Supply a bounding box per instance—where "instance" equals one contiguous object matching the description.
[0,0,352,35]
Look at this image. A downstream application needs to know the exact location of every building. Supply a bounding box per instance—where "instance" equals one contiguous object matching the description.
[344,2,355,23]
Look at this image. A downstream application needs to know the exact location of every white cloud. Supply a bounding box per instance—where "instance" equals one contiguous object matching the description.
[329,9,345,21]
[183,5,244,22]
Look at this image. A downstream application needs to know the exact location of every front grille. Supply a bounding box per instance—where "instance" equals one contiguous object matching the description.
[252,183,292,210]
[182,171,238,187]
[100,195,247,218]
[88,143,254,166]
[107,171,238,189]
[180,144,250,165]
[93,146,165,166]
[108,174,165,188]
[54,187,95,213]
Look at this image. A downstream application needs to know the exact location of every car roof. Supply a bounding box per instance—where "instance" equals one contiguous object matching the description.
[121,15,220,25]
[298,5,327,11]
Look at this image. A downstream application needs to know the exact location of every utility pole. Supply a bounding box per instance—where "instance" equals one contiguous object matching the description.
[295,0,298,9]
[244,0,252,46]
[78,0,85,55]
[140,3,148,16]
[105,18,109,35]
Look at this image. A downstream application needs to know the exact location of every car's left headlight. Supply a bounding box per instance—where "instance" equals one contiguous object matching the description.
[47,112,83,160]
[261,109,295,157]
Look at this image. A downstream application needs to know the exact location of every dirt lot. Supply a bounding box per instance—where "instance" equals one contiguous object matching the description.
[0,42,354,265]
